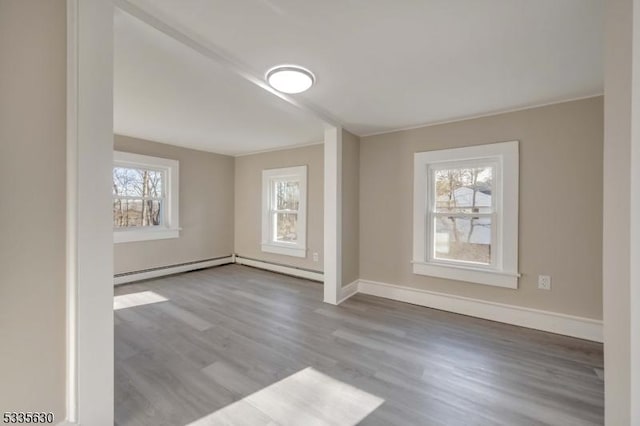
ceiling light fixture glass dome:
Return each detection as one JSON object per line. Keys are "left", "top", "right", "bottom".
{"left": 266, "top": 65, "right": 315, "bottom": 94}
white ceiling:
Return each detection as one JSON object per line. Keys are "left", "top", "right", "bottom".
{"left": 114, "top": 8, "right": 325, "bottom": 156}
{"left": 115, "top": 0, "right": 603, "bottom": 153}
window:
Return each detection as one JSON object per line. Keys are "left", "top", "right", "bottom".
{"left": 262, "top": 166, "right": 307, "bottom": 258}
{"left": 413, "top": 141, "right": 519, "bottom": 288}
{"left": 113, "top": 151, "right": 179, "bottom": 243}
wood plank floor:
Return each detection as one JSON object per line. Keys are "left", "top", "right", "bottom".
{"left": 114, "top": 264, "right": 604, "bottom": 426}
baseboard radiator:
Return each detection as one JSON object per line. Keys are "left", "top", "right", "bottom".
{"left": 114, "top": 254, "right": 323, "bottom": 285}
{"left": 114, "top": 255, "right": 235, "bottom": 285}
{"left": 234, "top": 255, "right": 324, "bottom": 282}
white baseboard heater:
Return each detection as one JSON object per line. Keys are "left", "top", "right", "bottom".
{"left": 234, "top": 255, "right": 324, "bottom": 282}
{"left": 114, "top": 254, "right": 324, "bottom": 285}
{"left": 113, "top": 255, "right": 235, "bottom": 285}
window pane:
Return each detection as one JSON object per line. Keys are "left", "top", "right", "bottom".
{"left": 434, "top": 216, "right": 491, "bottom": 265}
{"left": 274, "top": 181, "right": 300, "bottom": 210}
{"left": 113, "top": 167, "right": 163, "bottom": 198}
{"left": 113, "top": 199, "right": 162, "bottom": 228}
{"left": 275, "top": 212, "right": 298, "bottom": 242}
{"left": 145, "top": 170, "right": 163, "bottom": 198}
{"left": 434, "top": 166, "right": 493, "bottom": 213}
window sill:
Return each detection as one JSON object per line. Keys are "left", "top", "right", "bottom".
{"left": 114, "top": 228, "right": 180, "bottom": 244}
{"left": 261, "top": 243, "right": 306, "bottom": 258}
{"left": 412, "top": 261, "right": 519, "bottom": 289}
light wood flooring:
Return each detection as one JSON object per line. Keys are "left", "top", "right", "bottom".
{"left": 114, "top": 264, "right": 604, "bottom": 426}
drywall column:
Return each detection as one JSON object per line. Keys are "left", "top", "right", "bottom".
{"left": 324, "top": 127, "right": 342, "bottom": 304}
{"left": 341, "top": 130, "right": 360, "bottom": 289}
{"left": 603, "top": 0, "right": 640, "bottom": 424}
{"left": 67, "top": 0, "right": 114, "bottom": 424}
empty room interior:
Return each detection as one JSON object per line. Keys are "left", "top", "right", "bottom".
{"left": 2, "top": 1, "right": 640, "bottom": 425}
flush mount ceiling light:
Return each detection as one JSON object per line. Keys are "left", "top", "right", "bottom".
{"left": 266, "top": 65, "right": 315, "bottom": 94}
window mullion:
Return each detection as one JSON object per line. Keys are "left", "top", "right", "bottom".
{"left": 113, "top": 196, "right": 164, "bottom": 201}
{"left": 432, "top": 212, "right": 493, "bottom": 218}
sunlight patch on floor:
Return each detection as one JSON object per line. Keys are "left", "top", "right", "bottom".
{"left": 186, "top": 367, "right": 384, "bottom": 426}
{"left": 113, "top": 290, "right": 168, "bottom": 310}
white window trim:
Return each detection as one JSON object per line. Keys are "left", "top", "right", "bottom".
{"left": 113, "top": 151, "right": 180, "bottom": 243}
{"left": 261, "top": 165, "right": 308, "bottom": 258}
{"left": 412, "top": 141, "right": 519, "bottom": 289}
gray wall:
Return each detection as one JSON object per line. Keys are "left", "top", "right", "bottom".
{"left": 234, "top": 144, "right": 324, "bottom": 271}
{"left": 0, "top": 0, "right": 67, "bottom": 416}
{"left": 359, "top": 97, "right": 603, "bottom": 319}
{"left": 341, "top": 130, "right": 360, "bottom": 286}
{"left": 114, "top": 135, "right": 235, "bottom": 274}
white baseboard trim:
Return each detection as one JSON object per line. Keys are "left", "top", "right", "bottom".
{"left": 357, "top": 279, "right": 603, "bottom": 343}
{"left": 337, "top": 280, "right": 359, "bottom": 304}
{"left": 235, "top": 256, "right": 324, "bottom": 282}
{"left": 114, "top": 256, "right": 234, "bottom": 285}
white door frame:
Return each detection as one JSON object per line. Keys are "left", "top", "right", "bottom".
{"left": 65, "top": 1, "right": 114, "bottom": 424}
{"left": 112, "top": 0, "right": 344, "bottom": 307}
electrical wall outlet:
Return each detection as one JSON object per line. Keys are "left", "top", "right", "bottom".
{"left": 312, "top": 252, "right": 319, "bottom": 262}
{"left": 538, "top": 275, "right": 551, "bottom": 290}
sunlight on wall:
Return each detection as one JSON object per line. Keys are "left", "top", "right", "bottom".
{"left": 186, "top": 367, "right": 384, "bottom": 426}
{"left": 113, "top": 290, "right": 168, "bottom": 310}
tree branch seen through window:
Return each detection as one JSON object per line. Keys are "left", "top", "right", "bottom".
{"left": 113, "top": 167, "right": 164, "bottom": 228}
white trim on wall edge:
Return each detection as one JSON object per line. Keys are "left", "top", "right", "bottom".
{"left": 114, "top": 257, "right": 234, "bottom": 285}
{"left": 65, "top": 0, "right": 79, "bottom": 420}
{"left": 337, "top": 280, "right": 359, "bottom": 304}
{"left": 356, "top": 279, "right": 603, "bottom": 343}
{"left": 234, "top": 141, "right": 323, "bottom": 157}
{"left": 235, "top": 256, "right": 323, "bottom": 282}
{"left": 360, "top": 94, "right": 604, "bottom": 138}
